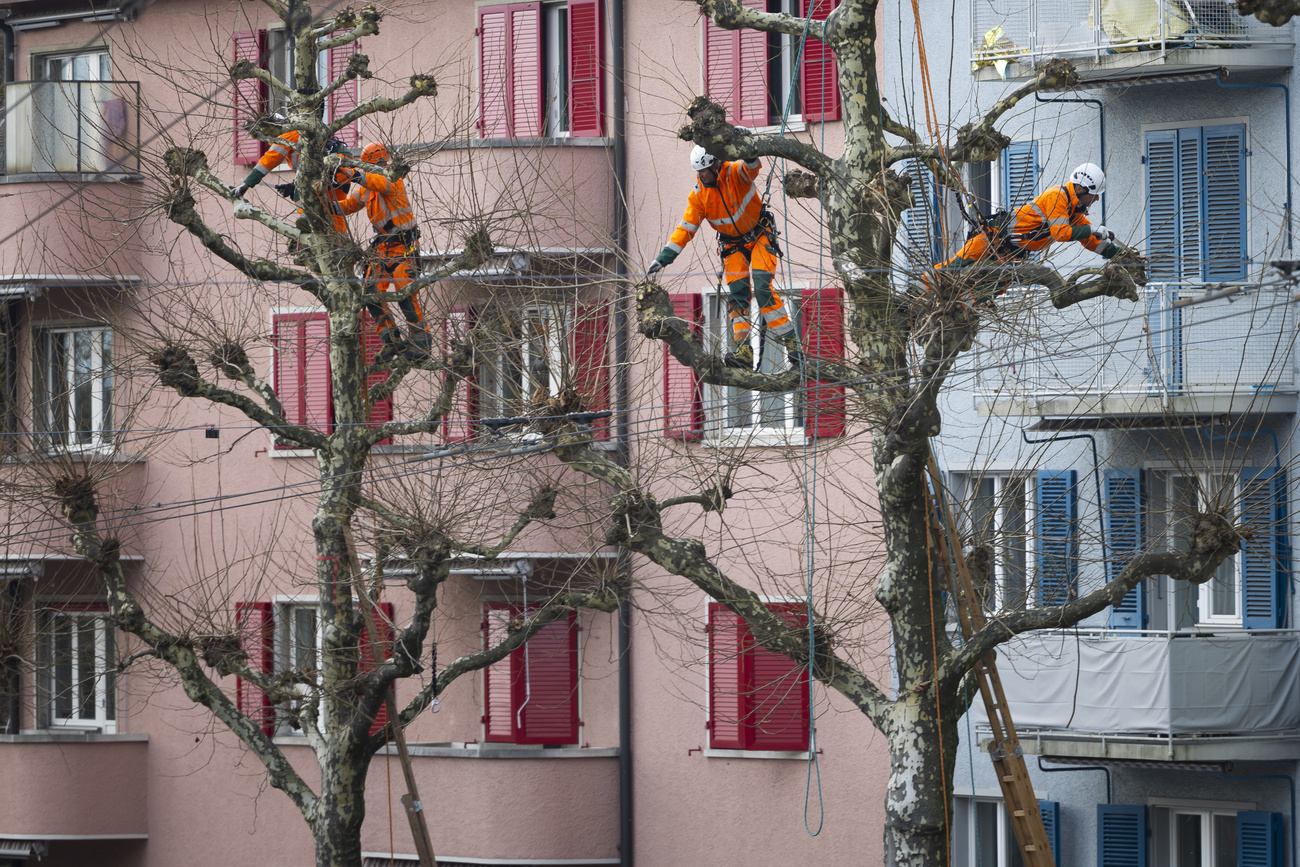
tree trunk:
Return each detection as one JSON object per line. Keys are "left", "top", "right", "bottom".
{"left": 883, "top": 696, "right": 961, "bottom": 866}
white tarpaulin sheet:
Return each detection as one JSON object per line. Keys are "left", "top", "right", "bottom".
{"left": 969, "top": 633, "right": 1300, "bottom": 735}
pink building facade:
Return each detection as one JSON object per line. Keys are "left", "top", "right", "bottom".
{"left": 0, "top": 1, "right": 890, "bottom": 865}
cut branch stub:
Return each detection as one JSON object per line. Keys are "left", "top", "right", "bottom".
{"left": 954, "top": 123, "right": 1011, "bottom": 163}
{"left": 784, "top": 169, "right": 820, "bottom": 199}
{"left": 677, "top": 95, "right": 727, "bottom": 144}
{"left": 164, "top": 147, "right": 209, "bottom": 178}
{"left": 524, "top": 488, "right": 559, "bottom": 521}
{"left": 1236, "top": 0, "right": 1300, "bottom": 24}
{"left": 462, "top": 228, "right": 494, "bottom": 269}
{"left": 1039, "top": 57, "right": 1080, "bottom": 89}
{"left": 409, "top": 73, "right": 437, "bottom": 97}
{"left": 347, "top": 53, "right": 373, "bottom": 81}
{"left": 211, "top": 343, "right": 252, "bottom": 379}
{"left": 151, "top": 344, "right": 203, "bottom": 397}
{"left": 230, "top": 59, "right": 258, "bottom": 81}
{"left": 53, "top": 473, "right": 99, "bottom": 522}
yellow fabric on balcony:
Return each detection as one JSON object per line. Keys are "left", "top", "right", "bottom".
{"left": 1095, "top": 0, "right": 1192, "bottom": 50}
{"left": 972, "top": 25, "right": 1024, "bottom": 77}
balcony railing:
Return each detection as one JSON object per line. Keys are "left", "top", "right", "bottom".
{"left": 972, "top": 0, "right": 1292, "bottom": 78}
{"left": 969, "top": 630, "right": 1300, "bottom": 757}
{"left": 973, "top": 281, "right": 1297, "bottom": 417}
{"left": 3, "top": 80, "right": 140, "bottom": 176}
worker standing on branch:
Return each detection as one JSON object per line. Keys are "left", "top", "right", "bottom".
{"left": 647, "top": 138, "right": 801, "bottom": 369}
{"left": 341, "top": 141, "right": 431, "bottom": 362}
{"left": 935, "top": 163, "right": 1125, "bottom": 302}
{"left": 228, "top": 114, "right": 353, "bottom": 233}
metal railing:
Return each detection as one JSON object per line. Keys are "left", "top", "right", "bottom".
{"left": 973, "top": 281, "right": 1298, "bottom": 402}
{"left": 972, "top": 0, "right": 1292, "bottom": 67}
{"left": 2, "top": 80, "right": 140, "bottom": 176}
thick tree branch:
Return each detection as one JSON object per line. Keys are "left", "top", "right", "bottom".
{"left": 949, "top": 59, "right": 1079, "bottom": 163}
{"left": 329, "top": 74, "right": 437, "bottom": 139}
{"left": 1236, "top": 0, "right": 1300, "bottom": 24}
{"left": 677, "top": 97, "right": 835, "bottom": 178}
{"left": 698, "top": 0, "right": 824, "bottom": 36}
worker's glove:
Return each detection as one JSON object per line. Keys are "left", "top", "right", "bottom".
{"left": 273, "top": 181, "right": 298, "bottom": 201}
{"left": 1092, "top": 224, "right": 1114, "bottom": 242}
{"left": 646, "top": 261, "right": 664, "bottom": 277}
{"left": 1100, "top": 241, "right": 1122, "bottom": 260}
{"left": 228, "top": 183, "right": 248, "bottom": 199}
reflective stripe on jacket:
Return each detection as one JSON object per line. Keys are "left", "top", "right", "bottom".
{"left": 1011, "top": 184, "right": 1102, "bottom": 254}
{"left": 666, "top": 159, "right": 763, "bottom": 253}
{"left": 342, "top": 171, "right": 416, "bottom": 233}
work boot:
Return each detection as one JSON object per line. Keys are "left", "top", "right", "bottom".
{"left": 374, "top": 327, "right": 402, "bottom": 363}
{"left": 723, "top": 342, "right": 754, "bottom": 370}
{"left": 780, "top": 332, "right": 803, "bottom": 369}
{"left": 401, "top": 328, "right": 433, "bottom": 363}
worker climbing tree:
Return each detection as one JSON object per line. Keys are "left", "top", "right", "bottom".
{"left": 341, "top": 141, "right": 432, "bottom": 363}
{"left": 228, "top": 113, "right": 354, "bottom": 234}
{"left": 648, "top": 135, "right": 802, "bottom": 369}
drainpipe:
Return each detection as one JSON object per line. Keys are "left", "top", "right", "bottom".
{"left": 1035, "top": 94, "right": 1105, "bottom": 223}
{"left": 610, "top": 0, "right": 632, "bottom": 864}
{"left": 1215, "top": 71, "right": 1292, "bottom": 254}
{"left": 1021, "top": 430, "right": 1108, "bottom": 566}
{"left": 1037, "top": 757, "right": 1111, "bottom": 804}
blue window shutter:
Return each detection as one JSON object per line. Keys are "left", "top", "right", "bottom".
{"left": 1203, "top": 123, "right": 1247, "bottom": 280}
{"left": 1241, "top": 467, "right": 1284, "bottom": 629}
{"left": 1145, "top": 130, "right": 1179, "bottom": 280}
{"left": 1037, "top": 470, "right": 1079, "bottom": 606}
{"left": 1237, "top": 811, "right": 1284, "bottom": 867}
{"left": 900, "top": 159, "right": 941, "bottom": 267}
{"left": 1105, "top": 469, "right": 1146, "bottom": 629}
{"left": 1039, "top": 800, "right": 1062, "bottom": 865}
{"left": 1176, "top": 126, "right": 1204, "bottom": 281}
{"left": 1097, "top": 804, "right": 1147, "bottom": 867}
{"left": 1002, "top": 140, "right": 1039, "bottom": 210}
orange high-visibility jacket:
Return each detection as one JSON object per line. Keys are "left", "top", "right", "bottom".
{"left": 1011, "top": 183, "right": 1103, "bottom": 254}
{"left": 666, "top": 159, "right": 764, "bottom": 255}
{"left": 342, "top": 171, "right": 416, "bottom": 235}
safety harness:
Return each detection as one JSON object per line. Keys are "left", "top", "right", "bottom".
{"left": 716, "top": 201, "right": 784, "bottom": 263}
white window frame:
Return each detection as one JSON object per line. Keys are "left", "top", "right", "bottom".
{"left": 1160, "top": 469, "right": 1242, "bottom": 627}
{"left": 37, "top": 49, "right": 110, "bottom": 82}
{"left": 476, "top": 302, "right": 568, "bottom": 425}
{"left": 760, "top": 0, "right": 806, "bottom": 132}
{"left": 39, "top": 606, "right": 117, "bottom": 733}
{"left": 542, "top": 2, "right": 570, "bottom": 137}
{"left": 274, "top": 596, "right": 324, "bottom": 736}
{"left": 1150, "top": 797, "right": 1257, "bottom": 867}
{"left": 702, "top": 287, "right": 804, "bottom": 446}
{"left": 953, "top": 795, "right": 1028, "bottom": 867}
{"left": 38, "top": 323, "right": 114, "bottom": 452}
{"left": 951, "top": 472, "right": 1033, "bottom": 613}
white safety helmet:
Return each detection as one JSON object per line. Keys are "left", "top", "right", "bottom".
{"left": 1070, "top": 163, "right": 1106, "bottom": 195}
{"left": 690, "top": 145, "right": 718, "bottom": 172}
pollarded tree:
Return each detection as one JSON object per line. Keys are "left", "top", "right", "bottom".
{"left": 553, "top": 1, "right": 1246, "bottom": 864}
{"left": 35, "top": 4, "right": 619, "bottom": 866}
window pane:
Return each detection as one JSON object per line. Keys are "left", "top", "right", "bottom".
{"left": 294, "top": 607, "right": 317, "bottom": 671}
{"left": 49, "top": 332, "right": 70, "bottom": 441}
{"left": 77, "top": 618, "right": 96, "bottom": 719}
{"left": 1002, "top": 479, "right": 1027, "bottom": 610}
{"left": 1213, "top": 814, "right": 1237, "bottom": 867}
{"left": 52, "top": 614, "right": 73, "bottom": 719}
{"left": 73, "top": 330, "right": 94, "bottom": 444}
{"left": 975, "top": 801, "right": 999, "bottom": 867}
{"left": 1177, "top": 813, "right": 1203, "bottom": 867}
{"left": 101, "top": 331, "right": 113, "bottom": 437}
{"left": 104, "top": 626, "right": 116, "bottom": 720}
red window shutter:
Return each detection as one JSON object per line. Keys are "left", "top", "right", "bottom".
{"left": 478, "top": 6, "right": 511, "bottom": 137}
{"left": 235, "top": 601, "right": 275, "bottom": 737}
{"left": 360, "top": 311, "right": 393, "bottom": 444}
{"left": 271, "top": 313, "right": 302, "bottom": 450}
{"left": 359, "top": 601, "right": 395, "bottom": 737}
{"left": 328, "top": 34, "right": 361, "bottom": 146}
{"left": 747, "top": 602, "right": 810, "bottom": 751}
{"left": 735, "top": 0, "right": 768, "bottom": 128}
{"left": 702, "top": 14, "right": 736, "bottom": 122}
{"left": 272, "top": 312, "right": 334, "bottom": 448}
{"left": 567, "top": 0, "right": 604, "bottom": 136}
{"left": 801, "top": 287, "right": 845, "bottom": 438}
{"left": 233, "top": 31, "right": 268, "bottom": 165}
{"left": 800, "top": 0, "right": 841, "bottom": 122}
{"left": 663, "top": 293, "right": 704, "bottom": 440}
{"left": 570, "top": 298, "right": 610, "bottom": 441}
{"left": 514, "top": 611, "right": 578, "bottom": 745}
{"left": 441, "top": 306, "right": 478, "bottom": 442}
{"left": 482, "top": 604, "right": 516, "bottom": 742}
{"left": 708, "top": 603, "right": 746, "bottom": 749}
{"left": 510, "top": 4, "right": 543, "bottom": 137}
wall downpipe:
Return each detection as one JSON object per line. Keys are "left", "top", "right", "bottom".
{"left": 610, "top": 0, "right": 632, "bottom": 864}
{"left": 1035, "top": 93, "right": 1105, "bottom": 223}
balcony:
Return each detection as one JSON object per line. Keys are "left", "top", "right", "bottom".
{"left": 0, "top": 733, "right": 148, "bottom": 836}
{"left": 974, "top": 282, "right": 1298, "bottom": 419}
{"left": 971, "top": 0, "right": 1293, "bottom": 82}
{"left": 3, "top": 80, "right": 140, "bottom": 178}
{"left": 970, "top": 630, "right": 1300, "bottom": 761}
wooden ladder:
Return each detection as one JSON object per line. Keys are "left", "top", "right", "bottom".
{"left": 924, "top": 452, "right": 1056, "bottom": 867}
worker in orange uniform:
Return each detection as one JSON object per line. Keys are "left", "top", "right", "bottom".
{"left": 935, "top": 163, "right": 1124, "bottom": 302}
{"left": 229, "top": 115, "right": 352, "bottom": 233}
{"left": 647, "top": 139, "right": 801, "bottom": 369}
{"left": 341, "top": 141, "right": 430, "bottom": 362}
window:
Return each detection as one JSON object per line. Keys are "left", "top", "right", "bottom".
{"left": 953, "top": 798, "right": 1059, "bottom": 867}
{"left": 707, "top": 601, "right": 809, "bottom": 752}
{"left": 663, "top": 288, "right": 844, "bottom": 442}
{"left": 36, "top": 605, "right": 117, "bottom": 732}
{"left": 702, "top": 0, "right": 841, "bottom": 128}
{"left": 439, "top": 298, "right": 610, "bottom": 443}
{"left": 1145, "top": 123, "right": 1247, "bottom": 281}
{"left": 1000, "top": 140, "right": 1040, "bottom": 210}
{"left": 270, "top": 311, "right": 393, "bottom": 449}
{"left": 236, "top": 599, "right": 393, "bottom": 737}
{"left": 477, "top": 0, "right": 604, "bottom": 139}
{"left": 482, "top": 604, "right": 579, "bottom": 745}
{"left": 232, "top": 28, "right": 360, "bottom": 164}
{"left": 33, "top": 325, "right": 114, "bottom": 451}
{"left": 1139, "top": 802, "right": 1286, "bottom": 867}
{"left": 38, "top": 50, "right": 110, "bottom": 81}
{"left": 957, "top": 474, "right": 1029, "bottom": 614}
